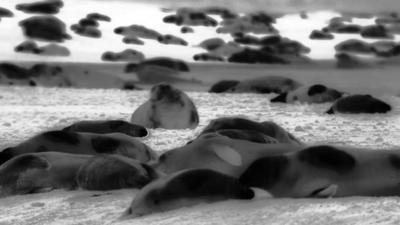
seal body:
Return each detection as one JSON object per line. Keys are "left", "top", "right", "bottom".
{"left": 240, "top": 145, "right": 400, "bottom": 198}
{"left": 326, "top": 94, "right": 392, "bottom": 114}
{"left": 271, "top": 84, "right": 343, "bottom": 104}
{"left": 199, "top": 117, "right": 302, "bottom": 145}
{"left": 131, "top": 83, "right": 199, "bottom": 129}
{"left": 122, "top": 169, "right": 254, "bottom": 218}
{"left": 62, "top": 120, "right": 148, "bottom": 137}
{"left": 153, "top": 134, "right": 301, "bottom": 177}
{"left": 0, "top": 131, "right": 157, "bottom": 165}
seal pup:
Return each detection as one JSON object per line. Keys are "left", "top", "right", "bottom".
{"left": 153, "top": 133, "right": 301, "bottom": 177}
{"left": 199, "top": 117, "right": 302, "bottom": 145}
{"left": 240, "top": 145, "right": 400, "bottom": 198}
{"left": 326, "top": 94, "right": 392, "bottom": 114}
{"left": 62, "top": 120, "right": 148, "bottom": 137}
{"left": 122, "top": 169, "right": 254, "bottom": 218}
{"left": 0, "top": 131, "right": 157, "bottom": 165}
{"left": 271, "top": 84, "right": 343, "bottom": 104}
{"left": 131, "top": 83, "right": 199, "bottom": 129}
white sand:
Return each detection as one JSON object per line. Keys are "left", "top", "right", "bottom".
{"left": 1, "top": 86, "right": 400, "bottom": 224}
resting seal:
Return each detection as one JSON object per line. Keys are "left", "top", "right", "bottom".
{"left": 198, "top": 117, "right": 303, "bottom": 145}
{"left": 0, "top": 152, "right": 160, "bottom": 197}
{"left": 0, "top": 131, "right": 157, "bottom": 165}
{"left": 122, "top": 169, "right": 254, "bottom": 218}
{"left": 271, "top": 84, "right": 343, "bottom": 104}
{"left": 76, "top": 154, "right": 160, "bottom": 190}
{"left": 0, "top": 152, "right": 88, "bottom": 197}
{"left": 240, "top": 145, "right": 400, "bottom": 198}
{"left": 153, "top": 133, "right": 301, "bottom": 177}
{"left": 326, "top": 94, "right": 391, "bottom": 114}
{"left": 131, "top": 83, "right": 199, "bottom": 129}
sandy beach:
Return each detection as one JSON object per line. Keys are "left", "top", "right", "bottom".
{"left": 1, "top": 84, "right": 400, "bottom": 224}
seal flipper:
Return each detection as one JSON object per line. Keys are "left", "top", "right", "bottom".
{"left": 309, "top": 184, "right": 338, "bottom": 198}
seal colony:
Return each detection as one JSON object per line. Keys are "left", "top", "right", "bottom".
{"left": 4, "top": 2, "right": 400, "bottom": 90}
{"left": 0, "top": 81, "right": 398, "bottom": 220}
{"left": 0, "top": 2, "right": 399, "bottom": 222}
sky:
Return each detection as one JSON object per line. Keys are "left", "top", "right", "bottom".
{"left": 0, "top": 0, "right": 398, "bottom": 63}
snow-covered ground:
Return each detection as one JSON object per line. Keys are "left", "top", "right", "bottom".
{"left": 1, "top": 86, "right": 400, "bottom": 224}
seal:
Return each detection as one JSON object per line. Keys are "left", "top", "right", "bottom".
{"left": 0, "top": 152, "right": 89, "bottom": 197}
{"left": 208, "top": 80, "right": 239, "bottom": 93}
{"left": 124, "top": 57, "right": 193, "bottom": 84}
{"left": 326, "top": 94, "right": 392, "bottom": 114}
{"left": 271, "top": 84, "right": 343, "bottom": 104}
{"left": 240, "top": 145, "right": 400, "bottom": 198}
{"left": 76, "top": 154, "right": 161, "bottom": 191}
{"left": 121, "top": 168, "right": 254, "bottom": 218}
{"left": 0, "top": 130, "right": 157, "bottom": 165}
{"left": 199, "top": 117, "right": 303, "bottom": 145}
{"left": 131, "top": 83, "right": 199, "bottom": 129}
{"left": 62, "top": 120, "right": 149, "bottom": 138}
{"left": 153, "top": 133, "right": 301, "bottom": 177}
{"left": 227, "top": 76, "right": 302, "bottom": 94}
{"left": 0, "top": 152, "right": 160, "bottom": 197}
